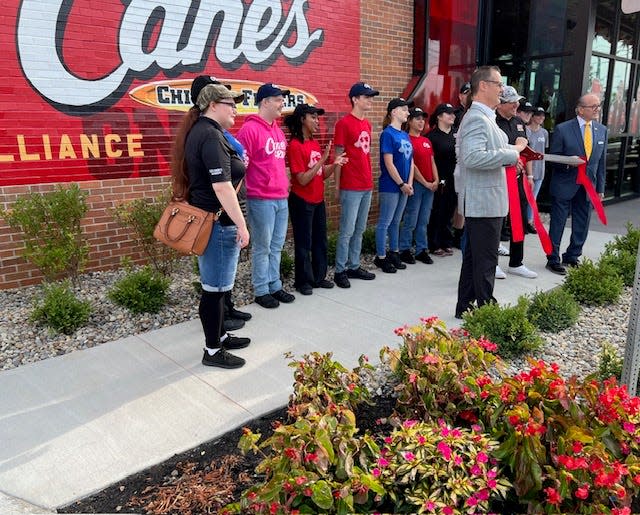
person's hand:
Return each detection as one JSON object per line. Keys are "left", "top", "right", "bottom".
{"left": 516, "top": 160, "right": 525, "bottom": 174}
{"left": 237, "top": 226, "right": 250, "bottom": 248}
{"left": 333, "top": 152, "right": 348, "bottom": 167}
{"left": 514, "top": 137, "right": 528, "bottom": 152}
{"left": 527, "top": 175, "right": 534, "bottom": 187}
{"left": 322, "top": 141, "right": 332, "bottom": 163}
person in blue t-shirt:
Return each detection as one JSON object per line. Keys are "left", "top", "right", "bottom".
{"left": 374, "top": 98, "right": 414, "bottom": 273}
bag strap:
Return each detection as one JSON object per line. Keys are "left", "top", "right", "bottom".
{"left": 215, "top": 179, "right": 244, "bottom": 218}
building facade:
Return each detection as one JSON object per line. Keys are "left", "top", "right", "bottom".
{"left": 1, "top": 0, "right": 637, "bottom": 288}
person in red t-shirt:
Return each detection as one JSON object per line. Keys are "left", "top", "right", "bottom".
{"left": 398, "top": 107, "right": 439, "bottom": 264}
{"left": 284, "top": 104, "right": 347, "bottom": 295}
{"left": 332, "top": 82, "right": 380, "bottom": 289}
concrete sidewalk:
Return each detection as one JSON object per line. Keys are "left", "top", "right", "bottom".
{"left": 0, "top": 198, "right": 637, "bottom": 513}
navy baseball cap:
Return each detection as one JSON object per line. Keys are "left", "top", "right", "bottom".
{"left": 349, "top": 82, "right": 380, "bottom": 98}
{"left": 386, "top": 97, "right": 412, "bottom": 113}
{"left": 292, "top": 103, "right": 325, "bottom": 117}
{"left": 408, "top": 107, "right": 427, "bottom": 119}
{"left": 256, "top": 83, "right": 290, "bottom": 103}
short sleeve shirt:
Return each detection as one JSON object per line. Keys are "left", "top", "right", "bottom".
{"left": 410, "top": 134, "right": 435, "bottom": 182}
{"left": 334, "top": 114, "right": 374, "bottom": 190}
{"left": 379, "top": 126, "right": 413, "bottom": 193}
{"left": 288, "top": 138, "right": 325, "bottom": 204}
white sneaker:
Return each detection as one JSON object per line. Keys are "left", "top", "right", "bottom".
{"left": 498, "top": 244, "right": 510, "bottom": 256}
{"left": 495, "top": 265, "right": 506, "bottom": 279}
{"left": 508, "top": 264, "right": 538, "bottom": 278}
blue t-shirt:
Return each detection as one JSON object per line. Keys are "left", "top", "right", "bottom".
{"left": 379, "top": 126, "right": 413, "bottom": 192}
{"left": 224, "top": 130, "right": 247, "bottom": 166}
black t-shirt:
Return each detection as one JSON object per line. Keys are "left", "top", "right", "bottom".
{"left": 495, "top": 113, "right": 527, "bottom": 145}
{"left": 185, "top": 116, "right": 245, "bottom": 225}
{"left": 426, "top": 127, "right": 456, "bottom": 182}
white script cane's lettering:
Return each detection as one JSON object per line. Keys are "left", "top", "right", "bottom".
{"left": 17, "top": 0, "right": 324, "bottom": 109}
{"left": 265, "top": 138, "right": 286, "bottom": 159}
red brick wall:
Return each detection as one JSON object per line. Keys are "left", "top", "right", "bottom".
{"left": 0, "top": 0, "right": 414, "bottom": 289}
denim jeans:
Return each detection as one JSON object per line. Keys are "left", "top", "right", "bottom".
{"left": 375, "top": 191, "right": 408, "bottom": 256}
{"left": 527, "top": 178, "right": 543, "bottom": 222}
{"left": 399, "top": 183, "right": 434, "bottom": 253}
{"left": 247, "top": 198, "right": 289, "bottom": 296}
{"left": 335, "top": 190, "right": 372, "bottom": 273}
{"left": 198, "top": 223, "right": 240, "bottom": 292}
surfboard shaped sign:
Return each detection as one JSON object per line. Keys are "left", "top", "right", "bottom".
{"left": 128, "top": 78, "right": 318, "bottom": 114}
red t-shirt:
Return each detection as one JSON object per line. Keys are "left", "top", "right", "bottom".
{"left": 287, "top": 138, "right": 325, "bottom": 204}
{"left": 410, "top": 134, "right": 434, "bottom": 182}
{"left": 334, "top": 114, "right": 373, "bottom": 191}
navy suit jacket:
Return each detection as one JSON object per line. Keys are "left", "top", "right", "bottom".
{"left": 548, "top": 117, "right": 607, "bottom": 200}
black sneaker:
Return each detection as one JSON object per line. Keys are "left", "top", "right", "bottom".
{"left": 334, "top": 271, "right": 351, "bottom": 288}
{"left": 255, "top": 293, "right": 279, "bottom": 308}
{"left": 202, "top": 348, "right": 245, "bottom": 368}
{"left": 221, "top": 334, "right": 251, "bottom": 349}
{"left": 346, "top": 267, "right": 376, "bottom": 280}
{"left": 374, "top": 256, "right": 397, "bottom": 273}
{"left": 399, "top": 249, "right": 416, "bottom": 264}
{"left": 313, "top": 279, "right": 335, "bottom": 289}
{"left": 526, "top": 223, "right": 537, "bottom": 234}
{"left": 223, "top": 318, "right": 245, "bottom": 332}
{"left": 389, "top": 251, "right": 407, "bottom": 270}
{"left": 415, "top": 250, "right": 434, "bottom": 264}
{"left": 228, "top": 306, "right": 252, "bottom": 321}
{"left": 296, "top": 284, "right": 313, "bottom": 295}
{"left": 272, "top": 289, "right": 295, "bottom": 303}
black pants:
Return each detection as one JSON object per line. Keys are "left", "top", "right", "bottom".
{"left": 288, "top": 192, "right": 328, "bottom": 288}
{"left": 508, "top": 176, "right": 529, "bottom": 268}
{"left": 456, "top": 216, "right": 502, "bottom": 317}
{"left": 428, "top": 184, "right": 457, "bottom": 251}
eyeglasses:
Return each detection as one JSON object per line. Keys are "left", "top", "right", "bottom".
{"left": 483, "top": 80, "right": 505, "bottom": 88}
{"left": 218, "top": 101, "right": 238, "bottom": 109}
{"left": 580, "top": 104, "right": 601, "bottom": 110}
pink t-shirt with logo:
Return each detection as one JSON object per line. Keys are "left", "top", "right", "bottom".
{"left": 237, "top": 114, "right": 289, "bottom": 199}
{"left": 288, "top": 138, "right": 325, "bottom": 204}
{"left": 334, "top": 113, "right": 373, "bottom": 191}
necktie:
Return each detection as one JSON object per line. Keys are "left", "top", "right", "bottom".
{"left": 584, "top": 121, "right": 592, "bottom": 160}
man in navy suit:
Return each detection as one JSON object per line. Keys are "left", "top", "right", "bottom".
{"left": 546, "top": 93, "right": 607, "bottom": 275}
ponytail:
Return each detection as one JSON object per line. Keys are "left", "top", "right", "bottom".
{"left": 170, "top": 106, "right": 200, "bottom": 200}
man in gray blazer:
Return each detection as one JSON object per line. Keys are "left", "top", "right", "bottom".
{"left": 455, "top": 66, "right": 528, "bottom": 318}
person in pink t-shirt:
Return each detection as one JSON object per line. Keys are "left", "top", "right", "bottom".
{"left": 284, "top": 104, "right": 347, "bottom": 295}
{"left": 237, "top": 83, "right": 295, "bottom": 309}
{"left": 332, "top": 82, "right": 380, "bottom": 289}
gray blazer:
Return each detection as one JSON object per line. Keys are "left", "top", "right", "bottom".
{"left": 455, "top": 102, "right": 520, "bottom": 217}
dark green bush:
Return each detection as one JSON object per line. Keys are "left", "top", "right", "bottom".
{"left": 1, "top": 184, "right": 88, "bottom": 283}
{"left": 527, "top": 287, "right": 580, "bottom": 332}
{"left": 31, "top": 281, "right": 91, "bottom": 334}
{"left": 280, "top": 249, "right": 294, "bottom": 278}
{"left": 462, "top": 297, "right": 542, "bottom": 358}
{"left": 108, "top": 267, "right": 171, "bottom": 313}
{"left": 361, "top": 226, "right": 376, "bottom": 255}
{"left": 597, "top": 222, "right": 639, "bottom": 287}
{"left": 327, "top": 231, "right": 338, "bottom": 266}
{"left": 113, "top": 191, "right": 178, "bottom": 276}
{"left": 563, "top": 258, "right": 623, "bottom": 306}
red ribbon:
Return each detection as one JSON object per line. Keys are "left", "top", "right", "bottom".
{"left": 505, "top": 165, "right": 524, "bottom": 242}
{"left": 576, "top": 158, "right": 607, "bottom": 225}
{"left": 521, "top": 169, "right": 552, "bottom": 255}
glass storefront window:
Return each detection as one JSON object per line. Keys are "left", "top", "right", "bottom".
{"left": 588, "top": 55, "right": 610, "bottom": 106}
{"left": 607, "top": 61, "right": 631, "bottom": 134}
{"left": 616, "top": 12, "right": 637, "bottom": 58}
{"left": 624, "top": 137, "right": 640, "bottom": 194}
{"left": 605, "top": 136, "right": 622, "bottom": 197}
{"left": 593, "top": 0, "right": 615, "bottom": 54}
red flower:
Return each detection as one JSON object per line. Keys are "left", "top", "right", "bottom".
{"left": 572, "top": 441, "right": 583, "bottom": 454}
{"left": 543, "top": 486, "right": 561, "bottom": 505}
{"left": 508, "top": 415, "right": 520, "bottom": 426}
{"left": 574, "top": 484, "right": 589, "bottom": 499}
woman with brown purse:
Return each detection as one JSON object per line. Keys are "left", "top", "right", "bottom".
{"left": 171, "top": 76, "right": 250, "bottom": 369}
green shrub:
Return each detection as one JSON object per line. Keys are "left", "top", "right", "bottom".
{"left": 462, "top": 297, "right": 542, "bottom": 358}
{"left": 605, "top": 221, "right": 640, "bottom": 255}
{"left": 599, "top": 250, "right": 636, "bottom": 287}
{"left": 597, "top": 341, "right": 623, "bottom": 381}
{"left": 327, "top": 231, "right": 338, "bottom": 266}
{"left": 280, "top": 249, "right": 294, "bottom": 278}
{"left": 113, "top": 191, "right": 178, "bottom": 276}
{"left": 361, "top": 226, "right": 376, "bottom": 255}
{"left": 108, "top": 266, "right": 170, "bottom": 313}
{"left": 31, "top": 281, "right": 91, "bottom": 334}
{"left": 563, "top": 258, "right": 623, "bottom": 305}
{"left": 1, "top": 184, "right": 88, "bottom": 283}
{"left": 527, "top": 287, "right": 580, "bottom": 332}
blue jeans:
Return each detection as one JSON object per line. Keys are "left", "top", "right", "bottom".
{"left": 527, "top": 178, "right": 543, "bottom": 222}
{"left": 247, "top": 198, "right": 289, "bottom": 296}
{"left": 375, "top": 191, "right": 408, "bottom": 256}
{"left": 335, "top": 190, "right": 372, "bottom": 273}
{"left": 198, "top": 223, "right": 240, "bottom": 292}
{"left": 399, "top": 183, "right": 434, "bottom": 253}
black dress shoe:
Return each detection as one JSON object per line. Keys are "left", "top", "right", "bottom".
{"left": 223, "top": 318, "right": 245, "bottom": 332}
{"left": 255, "top": 294, "right": 279, "bottom": 308}
{"left": 526, "top": 223, "right": 537, "bottom": 234}
{"left": 272, "top": 289, "right": 295, "bottom": 303}
{"left": 296, "top": 284, "right": 313, "bottom": 295}
{"left": 313, "top": 279, "right": 335, "bottom": 288}
{"left": 545, "top": 262, "right": 567, "bottom": 275}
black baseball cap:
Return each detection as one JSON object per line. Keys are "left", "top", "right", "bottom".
{"left": 533, "top": 106, "right": 547, "bottom": 115}
{"left": 387, "top": 97, "right": 412, "bottom": 113}
{"left": 518, "top": 100, "right": 535, "bottom": 112}
{"left": 291, "top": 103, "right": 326, "bottom": 117}
{"left": 460, "top": 82, "right": 471, "bottom": 94}
{"left": 429, "top": 103, "right": 455, "bottom": 126}
{"left": 349, "top": 82, "right": 380, "bottom": 98}
{"left": 256, "top": 83, "right": 291, "bottom": 103}
{"left": 408, "top": 107, "right": 427, "bottom": 119}
{"left": 190, "top": 75, "right": 244, "bottom": 105}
